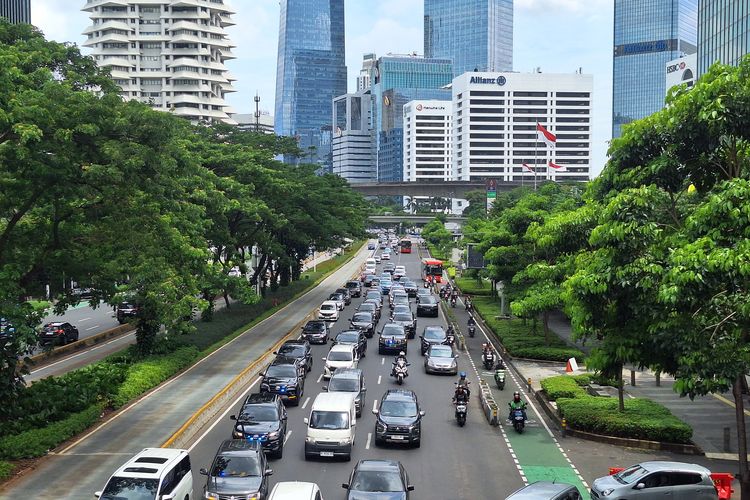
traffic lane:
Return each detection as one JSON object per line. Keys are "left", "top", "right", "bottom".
{"left": 0, "top": 245, "right": 372, "bottom": 499}
{"left": 41, "top": 301, "right": 119, "bottom": 342}
{"left": 188, "top": 249, "right": 523, "bottom": 499}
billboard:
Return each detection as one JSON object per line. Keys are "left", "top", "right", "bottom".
{"left": 466, "top": 244, "right": 486, "bottom": 269}
{"left": 665, "top": 54, "right": 696, "bottom": 95}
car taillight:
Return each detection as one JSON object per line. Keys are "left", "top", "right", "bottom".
{"left": 56, "top": 329, "right": 64, "bottom": 335}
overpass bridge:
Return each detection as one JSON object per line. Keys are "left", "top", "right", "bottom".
{"left": 351, "top": 180, "right": 522, "bottom": 198}
{"left": 368, "top": 214, "right": 467, "bottom": 225}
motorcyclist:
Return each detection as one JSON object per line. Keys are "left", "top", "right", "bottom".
{"left": 467, "top": 316, "right": 476, "bottom": 327}
{"left": 508, "top": 391, "right": 528, "bottom": 422}
{"left": 465, "top": 296, "right": 473, "bottom": 312}
{"left": 495, "top": 358, "right": 506, "bottom": 370}
{"left": 391, "top": 351, "right": 409, "bottom": 377}
{"left": 454, "top": 371, "right": 471, "bottom": 400}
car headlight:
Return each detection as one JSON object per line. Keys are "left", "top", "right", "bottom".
{"left": 232, "top": 429, "right": 243, "bottom": 438}
{"left": 267, "top": 430, "right": 280, "bottom": 439}
{"left": 244, "top": 493, "right": 259, "bottom": 500}
{"left": 376, "top": 422, "right": 386, "bottom": 432}
{"left": 601, "top": 489, "right": 614, "bottom": 496}
{"left": 339, "top": 438, "right": 351, "bottom": 445}
{"left": 427, "top": 359, "right": 436, "bottom": 366}
{"left": 205, "top": 493, "right": 219, "bottom": 500}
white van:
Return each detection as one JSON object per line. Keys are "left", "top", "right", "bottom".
{"left": 268, "top": 481, "right": 324, "bottom": 500}
{"left": 304, "top": 392, "right": 357, "bottom": 461}
{"left": 322, "top": 344, "right": 358, "bottom": 379}
{"left": 365, "top": 258, "right": 377, "bottom": 268}
{"left": 95, "top": 448, "right": 193, "bottom": 500}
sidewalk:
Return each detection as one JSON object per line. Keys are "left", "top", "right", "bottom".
{"left": 546, "top": 310, "right": 750, "bottom": 460}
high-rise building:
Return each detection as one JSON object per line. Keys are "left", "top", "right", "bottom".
{"left": 275, "top": 0, "right": 347, "bottom": 168}
{"left": 357, "top": 53, "right": 376, "bottom": 91}
{"left": 698, "top": 1, "right": 750, "bottom": 76}
{"left": 424, "top": 0, "right": 512, "bottom": 76}
{"left": 452, "top": 71, "right": 592, "bottom": 184}
{"left": 0, "top": 0, "right": 30, "bottom": 23}
{"left": 82, "top": 0, "right": 237, "bottom": 124}
{"left": 332, "top": 89, "right": 374, "bottom": 183}
{"left": 612, "top": 0, "right": 697, "bottom": 138}
{"left": 233, "top": 112, "right": 275, "bottom": 134}
{"left": 370, "top": 54, "right": 453, "bottom": 182}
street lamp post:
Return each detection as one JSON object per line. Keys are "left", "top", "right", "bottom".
{"left": 496, "top": 281, "right": 506, "bottom": 317}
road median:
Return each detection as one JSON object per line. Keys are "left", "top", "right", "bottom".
{"left": 28, "top": 323, "right": 134, "bottom": 368}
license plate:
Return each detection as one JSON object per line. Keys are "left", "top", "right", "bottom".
{"left": 390, "top": 435, "right": 406, "bottom": 440}
{"left": 320, "top": 451, "right": 334, "bottom": 457}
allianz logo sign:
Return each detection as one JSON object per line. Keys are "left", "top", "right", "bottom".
{"left": 470, "top": 76, "right": 507, "bottom": 86}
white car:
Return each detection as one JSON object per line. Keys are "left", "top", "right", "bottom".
{"left": 381, "top": 252, "right": 391, "bottom": 260}
{"left": 374, "top": 255, "right": 382, "bottom": 264}
{"left": 268, "top": 481, "right": 324, "bottom": 500}
{"left": 328, "top": 293, "right": 345, "bottom": 311}
{"left": 318, "top": 301, "right": 339, "bottom": 322}
{"left": 228, "top": 267, "right": 242, "bottom": 277}
{"left": 322, "top": 344, "right": 359, "bottom": 379}
{"left": 393, "top": 265, "right": 406, "bottom": 280}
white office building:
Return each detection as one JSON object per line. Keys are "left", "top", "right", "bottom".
{"left": 82, "top": 0, "right": 237, "bottom": 124}
{"left": 357, "top": 53, "right": 376, "bottom": 91}
{"left": 332, "top": 89, "right": 375, "bottom": 183}
{"left": 233, "top": 112, "right": 274, "bottom": 134}
{"left": 452, "top": 71, "right": 592, "bottom": 183}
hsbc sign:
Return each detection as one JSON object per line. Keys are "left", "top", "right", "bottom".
{"left": 666, "top": 61, "right": 686, "bottom": 74}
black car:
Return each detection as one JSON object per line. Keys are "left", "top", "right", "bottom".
{"left": 38, "top": 322, "right": 79, "bottom": 346}
{"left": 200, "top": 440, "right": 273, "bottom": 499}
{"left": 345, "top": 280, "right": 363, "bottom": 298}
{"left": 358, "top": 302, "right": 380, "bottom": 323}
{"left": 333, "top": 330, "right": 368, "bottom": 357}
{"left": 349, "top": 312, "right": 375, "bottom": 337}
{"left": 402, "top": 281, "right": 418, "bottom": 297}
{"left": 275, "top": 339, "right": 313, "bottom": 374}
{"left": 259, "top": 357, "right": 305, "bottom": 406}
{"left": 415, "top": 288, "right": 432, "bottom": 304}
{"left": 301, "top": 320, "right": 329, "bottom": 344}
{"left": 390, "top": 294, "right": 410, "bottom": 311}
{"left": 364, "top": 290, "right": 383, "bottom": 306}
{"left": 383, "top": 263, "right": 396, "bottom": 274}
{"left": 335, "top": 287, "right": 352, "bottom": 305}
{"left": 373, "top": 389, "right": 425, "bottom": 447}
{"left": 115, "top": 301, "right": 139, "bottom": 324}
{"left": 378, "top": 323, "right": 407, "bottom": 355}
{"left": 231, "top": 393, "right": 287, "bottom": 458}
{"left": 364, "top": 274, "right": 378, "bottom": 287}
{"left": 342, "top": 460, "right": 414, "bottom": 499}
{"left": 416, "top": 295, "right": 439, "bottom": 317}
{"left": 391, "top": 311, "right": 416, "bottom": 339}
{"left": 420, "top": 325, "right": 448, "bottom": 355}
{"left": 325, "top": 368, "right": 367, "bottom": 417}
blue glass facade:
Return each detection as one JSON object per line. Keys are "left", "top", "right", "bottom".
{"left": 0, "top": 0, "right": 30, "bottom": 24}
{"left": 275, "top": 0, "right": 347, "bottom": 166}
{"left": 370, "top": 56, "right": 453, "bottom": 182}
{"left": 698, "top": 0, "right": 750, "bottom": 76}
{"left": 424, "top": 0, "right": 513, "bottom": 76}
{"left": 612, "top": 0, "right": 697, "bottom": 138}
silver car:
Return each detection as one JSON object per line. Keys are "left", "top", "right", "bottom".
{"left": 424, "top": 344, "right": 458, "bottom": 375}
{"left": 590, "top": 461, "right": 717, "bottom": 500}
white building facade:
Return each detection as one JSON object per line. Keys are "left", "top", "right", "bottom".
{"left": 332, "top": 89, "right": 375, "bottom": 184}
{"left": 82, "top": 0, "right": 237, "bottom": 124}
{"left": 452, "top": 72, "right": 592, "bottom": 183}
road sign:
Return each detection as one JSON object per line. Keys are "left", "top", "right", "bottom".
{"left": 485, "top": 178, "right": 497, "bottom": 211}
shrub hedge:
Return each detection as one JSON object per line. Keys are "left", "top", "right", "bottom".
{"left": 0, "top": 460, "right": 12, "bottom": 481}
{"left": 540, "top": 375, "right": 588, "bottom": 400}
{"left": 455, "top": 277, "right": 493, "bottom": 296}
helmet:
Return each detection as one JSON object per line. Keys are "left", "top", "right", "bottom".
{"left": 513, "top": 391, "right": 521, "bottom": 401}
{"left": 459, "top": 371, "right": 466, "bottom": 379}
{"left": 399, "top": 351, "right": 405, "bottom": 357}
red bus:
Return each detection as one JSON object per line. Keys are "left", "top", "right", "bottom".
{"left": 422, "top": 258, "right": 443, "bottom": 283}
{"left": 399, "top": 239, "right": 412, "bottom": 254}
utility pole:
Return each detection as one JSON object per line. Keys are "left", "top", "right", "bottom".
{"left": 254, "top": 93, "right": 261, "bottom": 132}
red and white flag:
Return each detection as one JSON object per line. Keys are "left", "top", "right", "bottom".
{"left": 548, "top": 160, "right": 566, "bottom": 171}
{"left": 522, "top": 163, "right": 535, "bottom": 173}
{"left": 536, "top": 122, "right": 556, "bottom": 148}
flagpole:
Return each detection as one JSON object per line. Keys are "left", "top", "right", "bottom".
{"left": 534, "top": 133, "right": 538, "bottom": 191}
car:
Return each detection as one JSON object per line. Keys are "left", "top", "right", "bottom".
{"left": 365, "top": 265, "right": 377, "bottom": 276}
{"left": 335, "top": 287, "right": 352, "bottom": 305}
{"left": 0, "top": 318, "right": 16, "bottom": 344}
{"left": 71, "top": 287, "right": 95, "bottom": 300}
{"left": 115, "top": 301, "right": 139, "bottom": 324}
{"left": 200, "top": 440, "right": 273, "bottom": 500}
{"left": 390, "top": 311, "right": 416, "bottom": 339}
{"left": 230, "top": 393, "right": 287, "bottom": 459}
{"left": 325, "top": 368, "right": 367, "bottom": 417}
{"left": 383, "top": 263, "right": 395, "bottom": 274}
{"left": 505, "top": 481, "right": 582, "bottom": 499}
{"left": 268, "top": 481, "right": 323, "bottom": 500}
{"left": 322, "top": 344, "right": 359, "bottom": 379}
{"left": 424, "top": 344, "right": 458, "bottom": 375}
{"left": 378, "top": 323, "right": 407, "bottom": 354}
{"left": 38, "top": 321, "right": 79, "bottom": 346}
{"left": 416, "top": 295, "right": 439, "bottom": 317}
{"left": 392, "top": 304, "right": 412, "bottom": 317}
{"left": 390, "top": 294, "right": 410, "bottom": 311}
{"left": 373, "top": 389, "right": 425, "bottom": 447}
{"left": 415, "top": 288, "right": 432, "bottom": 303}
{"left": 301, "top": 320, "right": 329, "bottom": 344}
{"left": 357, "top": 302, "right": 380, "bottom": 323}
{"left": 259, "top": 357, "right": 305, "bottom": 405}
{"left": 380, "top": 279, "right": 393, "bottom": 295}
{"left": 345, "top": 280, "right": 362, "bottom": 298}
{"left": 590, "top": 461, "right": 718, "bottom": 500}
{"left": 328, "top": 292, "right": 346, "bottom": 311}
{"left": 349, "top": 311, "right": 375, "bottom": 338}
{"left": 368, "top": 242, "right": 376, "bottom": 250}
{"left": 420, "top": 325, "right": 448, "bottom": 355}
{"left": 380, "top": 242, "right": 387, "bottom": 249}
{"left": 381, "top": 252, "right": 391, "bottom": 260}
{"left": 374, "top": 255, "right": 382, "bottom": 264}
{"left": 402, "top": 280, "right": 418, "bottom": 297}
{"left": 304, "top": 392, "right": 357, "bottom": 461}
{"left": 363, "top": 274, "right": 377, "bottom": 287}
{"left": 342, "top": 460, "right": 414, "bottom": 499}
{"left": 95, "top": 448, "right": 193, "bottom": 500}
{"left": 333, "top": 330, "right": 368, "bottom": 357}
{"left": 228, "top": 266, "right": 243, "bottom": 277}
{"left": 393, "top": 266, "right": 406, "bottom": 281}
{"left": 275, "top": 339, "right": 313, "bottom": 374}
{"left": 364, "top": 290, "right": 383, "bottom": 306}
{"left": 318, "top": 301, "right": 339, "bottom": 321}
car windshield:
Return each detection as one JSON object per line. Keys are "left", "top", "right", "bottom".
{"left": 336, "top": 333, "right": 359, "bottom": 343}
{"left": 330, "top": 294, "right": 343, "bottom": 300}
{"left": 328, "top": 351, "right": 353, "bottom": 362}
{"left": 394, "top": 314, "right": 412, "bottom": 322}
{"left": 309, "top": 410, "right": 349, "bottom": 429}
{"left": 278, "top": 345, "right": 305, "bottom": 357}
{"left": 352, "top": 314, "right": 371, "bottom": 322}
{"left": 238, "top": 406, "right": 278, "bottom": 422}
{"left": 380, "top": 400, "right": 418, "bottom": 417}
{"left": 424, "top": 328, "right": 446, "bottom": 340}
{"left": 328, "top": 377, "right": 359, "bottom": 392}
{"left": 430, "top": 346, "right": 453, "bottom": 357}
{"left": 211, "top": 455, "right": 261, "bottom": 477}
{"left": 266, "top": 365, "right": 297, "bottom": 378}
{"left": 382, "top": 325, "right": 405, "bottom": 337}
{"left": 614, "top": 465, "right": 649, "bottom": 484}
{"left": 101, "top": 477, "right": 159, "bottom": 500}
{"left": 351, "top": 470, "right": 404, "bottom": 492}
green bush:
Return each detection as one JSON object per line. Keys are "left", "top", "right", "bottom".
{"left": 557, "top": 396, "right": 692, "bottom": 444}
{"left": 0, "top": 403, "right": 105, "bottom": 460}
{"left": 541, "top": 376, "right": 588, "bottom": 401}
{"left": 513, "top": 346, "right": 584, "bottom": 362}
{"left": 455, "top": 277, "right": 493, "bottom": 296}
{"left": 0, "top": 460, "right": 13, "bottom": 481}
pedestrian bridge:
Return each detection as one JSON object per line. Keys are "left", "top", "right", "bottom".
{"left": 368, "top": 214, "right": 467, "bottom": 225}
{"left": 351, "top": 180, "right": 521, "bottom": 198}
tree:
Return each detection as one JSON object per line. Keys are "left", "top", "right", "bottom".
{"left": 462, "top": 189, "right": 488, "bottom": 219}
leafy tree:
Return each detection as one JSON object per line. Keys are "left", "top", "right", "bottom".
{"left": 461, "top": 189, "right": 488, "bottom": 219}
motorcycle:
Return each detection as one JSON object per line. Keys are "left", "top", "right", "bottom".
{"left": 446, "top": 332, "right": 455, "bottom": 346}
{"left": 465, "top": 300, "right": 473, "bottom": 312}
{"left": 494, "top": 368, "right": 506, "bottom": 390}
{"left": 455, "top": 400, "right": 468, "bottom": 427}
{"left": 482, "top": 350, "right": 495, "bottom": 370}
{"left": 450, "top": 296, "right": 457, "bottom": 308}
{"left": 393, "top": 359, "right": 409, "bottom": 385}
{"left": 468, "top": 325, "right": 476, "bottom": 337}
{"left": 511, "top": 408, "right": 525, "bottom": 433}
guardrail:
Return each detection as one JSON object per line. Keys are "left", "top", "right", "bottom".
{"left": 28, "top": 323, "right": 134, "bottom": 367}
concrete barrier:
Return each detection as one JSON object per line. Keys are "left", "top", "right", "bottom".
{"left": 28, "top": 323, "right": 134, "bottom": 367}
{"left": 477, "top": 378, "right": 499, "bottom": 426}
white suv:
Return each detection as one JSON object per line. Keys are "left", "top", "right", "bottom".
{"left": 322, "top": 344, "right": 359, "bottom": 379}
{"left": 318, "top": 301, "right": 339, "bottom": 321}
{"left": 269, "top": 481, "right": 324, "bottom": 500}
{"left": 96, "top": 448, "right": 193, "bottom": 500}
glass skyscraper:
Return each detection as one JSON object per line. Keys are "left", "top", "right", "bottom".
{"left": 424, "top": 0, "right": 513, "bottom": 76}
{"left": 612, "top": 0, "right": 697, "bottom": 139}
{"left": 0, "top": 0, "right": 30, "bottom": 24}
{"left": 275, "top": 0, "right": 347, "bottom": 167}
{"left": 370, "top": 55, "right": 453, "bottom": 182}
{"left": 698, "top": 0, "right": 750, "bottom": 76}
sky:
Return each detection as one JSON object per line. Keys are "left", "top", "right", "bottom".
{"left": 31, "top": 0, "right": 614, "bottom": 176}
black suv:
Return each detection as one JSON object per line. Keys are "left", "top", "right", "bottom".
{"left": 333, "top": 330, "right": 368, "bottom": 358}
{"left": 349, "top": 311, "right": 375, "bottom": 338}
{"left": 301, "top": 320, "right": 329, "bottom": 344}
{"left": 420, "top": 325, "right": 448, "bottom": 355}
{"left": 373, "top": 389, "right": 425, "bottom": 447}
{"left": 259, "top": 357, "right": 305, "bottom": 406}
{"left": 38, "top": 322, "right": 79, "bottom": 346}
{"left": 231, "top": 393, "right": 287, "bottom": 458}
{"left": 416, "top": 295, "right": 439, "bottom": 317}
{"left": 200, "top": 440, "right": 273, "bottom": 499}
{"left": 401, "top": 281, "right": 418, "bottom": 297}
{"left": 115, "top": 301, "right": 139, "bottom": 324}
{"left": 345, "top": 280, "right": 362, "bottom": 298}
{"left": 275, "top": 339, "right": 313, "bottom": 375}
{"left": 391, "top": 311, "right": 416, "bottom": 339}
{"left": 335, "top": 287, "right": 352, "bottom": 305}
{"left": 378, "top": 323, "right": 407, "bottom": 354}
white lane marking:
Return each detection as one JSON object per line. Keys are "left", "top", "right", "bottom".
{"left": 85, "top": 325, "right": 100, "bottom": 331}
{"left": 377, "top": 375, "right": 382, "bottom": 385}
{"left": 301, "top": 396, "right": 311, "bottom": 409}
{"left": 365, "top": 432, "right": 372, "bottom": 450}
{"left": 284, "top": 430, "right": 292, "bottom": 444}
{"left": 372, "top": 399, "right": 378, "bottom": 412}
{"left": 79, "top": 318, "right": 92, "bottom": 322}
{"left": 381, "top": 357, "right": 385, "bottom": 365}
{"left": 316, "top": 374, "right": 323, "bottom": 383}
{"left": 186, "top": 377, "right": 263, "bottom": 453}
{"left": 29, "top": 332, "right": 136, "bottom": 375}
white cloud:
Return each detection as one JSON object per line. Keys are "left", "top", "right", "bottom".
{"left": 516, "top": 0, "right": 608, "bottom": 13}
{"left": 31, "top": 0, "right": 89, "bottom": 46}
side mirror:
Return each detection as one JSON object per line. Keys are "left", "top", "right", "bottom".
{"left": 303, "top": 417, "right": 309, "bottom": 424}
{"left": 322, "top": 357, "right": 327, "bottom": 361}
{"left": 342, "top": 483, "right": 350, "bottom": 489}
{"left": 272, "top": 351, "right": 278, "bottom": 355}
{"left": 229, "top": 415, "right": 237, "bottom": 420}
{"left": 281, "top": 413, "right": 287, "bottom": 420}
{"left": 407, "top": 485, "right": 415, "bottom": 491}
{"left": 420, "top": 410, "right": 426, "bottom": 416}
{"left": 199, "top": 468, "right": 208, "bottom": 476}
{"left": 635, "top": 483, "right": 645, "bottom": 490}
{"left": 264, "top": 468, "right": 273, "bottom": 476}
{"left": 322, "top": 386, "right": 328, "bottom": 392}
{"left": 161, "top": 495, "right": 175, "bottom": 500}
{"left": 94, "top": 493, "right": 102, "bottom": 499}
{"left": 372, "top": 408, "right": 379, "bottom": 414}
